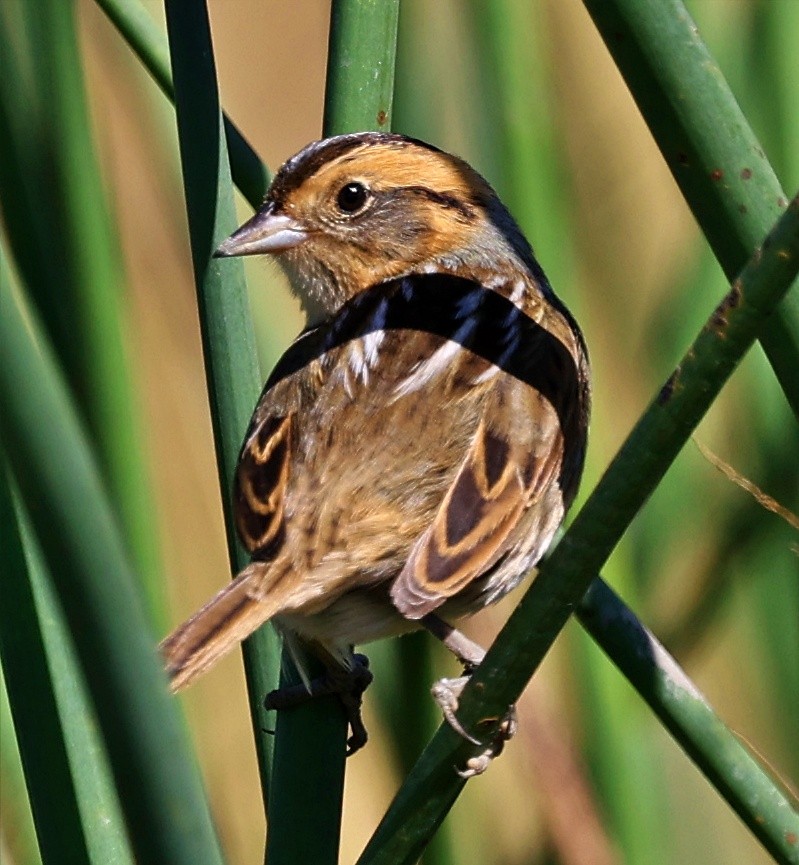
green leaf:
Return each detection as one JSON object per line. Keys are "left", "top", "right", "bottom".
{"left": 0, "top": 476, "right": 135, "bottom": 865}
{"left": 0, "top": 0, "right": 164, "bottom": 621}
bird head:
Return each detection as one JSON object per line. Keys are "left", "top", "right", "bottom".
{"left": 216, "top": 133, "right": 538, "bottom": 323}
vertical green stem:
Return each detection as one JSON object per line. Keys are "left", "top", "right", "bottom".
{"left": 0, "top": 470, "right": 93, "bottom": 865}
{"left": 323, "top": 0, "right": 400, "bottom": 134}
{"left": 583, "top": 0, "right": 799, "bottom": 418}
{"left": 266, "top": 3, "right": 400, "bottom": 864}
{"left": 0, "top": 253, "right": 224, "bottom": 865}
{"left": 163, "top": 0, "right": 280, "bottom": 810}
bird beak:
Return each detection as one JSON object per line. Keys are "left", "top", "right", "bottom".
{"left": 214, "top": 206, "right": 308, "bottom": 258}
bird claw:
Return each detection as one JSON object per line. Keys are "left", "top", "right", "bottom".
{"left": 431, "top": 674, "right": 517, "bottom": 776}
{"left": 431, "top": 676, "right": 482, "bottom": 745}
{"left": 335, "top": 655, "right": 373, "bottom": 754}
{"left": 456, "top": 710, "right": 517, "bottom": 777}
{"left": 264, "top": 653, "right": 373, "bottom": 755}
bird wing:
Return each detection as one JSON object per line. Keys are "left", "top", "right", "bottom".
{"left": 389, "top": 382, "right": 565, "bottom": 619}
{"left": 235, "top": 413, "right": 293, "bottom": 556}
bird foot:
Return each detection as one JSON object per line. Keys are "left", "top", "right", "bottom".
{"left": 264, "top": 653, "right": 374, "bottom": 755}
{"left": 431, "top": 674, "right": 517, "bottom": 777}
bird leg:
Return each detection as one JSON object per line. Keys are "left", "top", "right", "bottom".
{"left": 264, "top": 652, "right": 373, "bottom": 755}
{"left": 422, "top": 614, "right": 517, "bottom": 777}
{"left": 421, "top": 613, "right": 486, "bottom": 668}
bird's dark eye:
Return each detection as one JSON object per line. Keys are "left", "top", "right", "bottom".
{"left": 336, "top": 181, "right": 370, "bottom": 213}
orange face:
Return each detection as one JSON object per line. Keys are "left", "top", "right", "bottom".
{"left": 217, "top": 134, "right": 534, "bottom": 321}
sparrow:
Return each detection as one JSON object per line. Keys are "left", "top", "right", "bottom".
{"left": 160, "top": 132, "right": 590, "bottom": 771}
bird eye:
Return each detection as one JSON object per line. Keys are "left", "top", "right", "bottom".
{"left": 336, "top": 181, "right": 370, "bottom": 214}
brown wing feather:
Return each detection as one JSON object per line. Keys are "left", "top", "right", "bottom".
{"left": 390, "top": 404, "right": 560, "bottom": 619}
{"left": 234, "top": 414, "right": 293, "bottom": 556}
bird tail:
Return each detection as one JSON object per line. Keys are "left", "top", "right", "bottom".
{"left": 160, "top": 562, "right": 282, "bottom": 692}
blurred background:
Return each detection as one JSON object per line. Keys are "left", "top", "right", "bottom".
{"left": 1, "top": 1, "right": 796, "bottom": 864}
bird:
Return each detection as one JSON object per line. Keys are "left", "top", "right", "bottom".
{"left": 160, "top": 131, "right": 590, "bottom": 771}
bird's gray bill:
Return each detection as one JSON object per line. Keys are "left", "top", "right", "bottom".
{"left": 214, "top": 208, "right": 308, "bottom": 258}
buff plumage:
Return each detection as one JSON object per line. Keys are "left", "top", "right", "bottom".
{"left": 160, "top": 132, "right": 590, "bottom": 767}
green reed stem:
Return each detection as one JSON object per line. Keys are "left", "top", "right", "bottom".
{"left": 94, "top": 0, "right": 270, "bottom": 207}
{"left": 577, "top": 578, "right": 799, "bottom": 865}
{"left": 584, "top": 0, "right": 799, "bottom": 419}
{"left": 265, "top": 3, "right": 400, "bottom": 865}
{"left": 0, "top": 254, "right": 224, "bottom": 865}
{"left": 163, "top": 0, "right": 281, "bottom": 811}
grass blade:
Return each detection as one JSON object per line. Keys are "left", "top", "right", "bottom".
{"left": 0, "top": 0, "right": 164, "bottom": 618}
{"left": 0, "top": 469, "right": 93, "bottom": 865}
{"left": 1, "top": 486, "right": 136, "bottom": 865}
{"left": 0, "top": 668, "right": 43, "bottom": 865}
{"left": 0, "top": 254, "right": 225, "bottom": 865}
